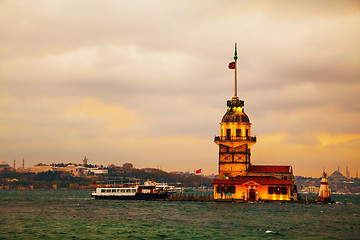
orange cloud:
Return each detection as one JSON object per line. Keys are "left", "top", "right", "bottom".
{"left": 316, "top": 133, "right": 360, "bottom": 146}
{"left": 67, "top": 98, "right": 140, "bottom": 130}
{"left": 259, "top": 132, "right": 288, "bottom": 143}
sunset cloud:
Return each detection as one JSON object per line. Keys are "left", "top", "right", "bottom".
{"left": 0, "top": 0, "right": 359, "bottom": 176}
{"left": 317, "top": 133, "right": 360, "bottom": 147}
{"left": 68, "top": 98, "right": 140, "bottom": 130}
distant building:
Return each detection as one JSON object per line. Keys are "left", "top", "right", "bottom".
{"left": 16, "top": 168, "right": 29, "bottom": 173}
{"left": 305, "top": 185, "right": 320, "bottom": 194}
{"left": 64, "top": 165, "right": 89, "bottom": 177}
{"left": 29, "top": 165, "right": 53, "bottom": 173}
{"left": 0, "top": 161, "right": 12, "bottom": 172}
{"left": 89, "top": 168, "right": 108, "bottom": 175}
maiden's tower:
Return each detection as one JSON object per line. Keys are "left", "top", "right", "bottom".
{"left": 212, "top": 44, "right": 298, "bottom": 202}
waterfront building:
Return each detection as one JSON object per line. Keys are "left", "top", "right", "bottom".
{"left": 212, "top": 45, "right": 297, "bottom": 201}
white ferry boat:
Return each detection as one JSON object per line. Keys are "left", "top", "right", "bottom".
{"left": 91, "top": 180, "right": 170, "bottom": 200}
{"left": 155, "top": 182, "right": 176, "bottom": 192}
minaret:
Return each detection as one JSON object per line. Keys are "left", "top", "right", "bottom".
{"left": 83, "top": 156, "right": 88, "bottom": 166}
{"left": 317, "top": 172, "right": 332, "bottom": 203}
{"left": 214, "top": 44, "right": 256, "bottom": 179}
{"left": 13, "top": 159, "right": 15, "bottom": 169}
{"left": 22, "top": 158, "right": 24, "bottom": 169}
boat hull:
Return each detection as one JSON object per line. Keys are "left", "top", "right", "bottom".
{"left": 92, "top": 192, "right": 169, "bottom": 200}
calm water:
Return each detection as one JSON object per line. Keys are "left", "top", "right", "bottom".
{"left": 0, "top": 191, "right": 359, "bottom": 239}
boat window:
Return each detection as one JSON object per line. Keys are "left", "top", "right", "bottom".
{"left": 275, "top": 187, "right": 281, "bottom": 195}
{"left": 112, "top": 189, "right": 116, "bottom": 192}
{"left": 268, "top": 186, "right": 274, "bottom": 194}
{"left": 101, "top": 189, "right": 105, "bottom": 193}
{"left": 126, "top": 189, "right": 130, "bottom": 192}
{"left": 117, "top": 189, "right": 121, "bottom": 192}
{"left": 132, "top": 189, "right": 136, "bottom": 193}
{"left": 281, "top": 187, "right": 288, "bottom": 195}
{"left": 121, "top": 189, "right": 125, "bottom": 192}
{"left": 106, "top": 189, "right": 111, "bottom": 193}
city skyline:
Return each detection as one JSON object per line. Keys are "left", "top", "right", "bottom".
{"left": 1, "top": 1, "right": 359, "bottom": 177}
{"left": 4, "top": 158, "right": 359, "bottom": 178}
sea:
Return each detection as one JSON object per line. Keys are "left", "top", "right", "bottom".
{"left": 0, "top": 190, "right": 359, "bottom": 239}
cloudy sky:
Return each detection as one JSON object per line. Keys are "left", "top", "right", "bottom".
{"left": 1, "top": 0, "right": 359, "bottom": 177}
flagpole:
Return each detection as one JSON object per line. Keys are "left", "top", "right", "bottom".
{"left": 235, "top": 61, "right": 237, "bottom": 97}
{"left": 234, "top": 43, "right": 238, "bottom": 97}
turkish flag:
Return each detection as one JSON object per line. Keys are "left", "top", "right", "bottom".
{"left": 228, "top": 62, "right": 235, "bottom": 69}
{"left": 195, "top": 169, "right": 202, "bottom": 174}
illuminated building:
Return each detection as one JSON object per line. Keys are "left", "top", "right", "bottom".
{"left": 212, "top": 44, "right": 297, "bottom": 201}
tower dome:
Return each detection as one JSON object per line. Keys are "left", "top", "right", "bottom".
{"left": 221, "top": 107, "right": 250, "bottom": 123}
{"left": 221, "top": 97, "right": 250, "bottom": 123}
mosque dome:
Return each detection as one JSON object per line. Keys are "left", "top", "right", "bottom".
{"left": 221, "top": 107, "right": 250, "bottom": 123}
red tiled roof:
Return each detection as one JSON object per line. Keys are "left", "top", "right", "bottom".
{"left": 249, "top": 165, "right": 291, "bottom": 173}
{"left": 212, "top": 176, "right": 293, "bottom": 185}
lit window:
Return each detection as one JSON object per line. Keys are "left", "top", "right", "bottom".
{"left": 216, "top": 186, "right": 223, "bottom": 193}
{"left": 229, "top": 185, "right": 236, "bottom": 194}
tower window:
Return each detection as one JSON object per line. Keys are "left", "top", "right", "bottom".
{"left": 226, "top": 129, "right": 231, "bottom": 140}
{"left": 246, "top": 129, "right": 249, "bottom": 137}
{"left": 236, "top": 129, "right": 241, "bottom": 137}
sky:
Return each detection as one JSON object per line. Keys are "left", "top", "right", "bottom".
{"left": 1, "top": 0, "right": 359, "bottom": 177}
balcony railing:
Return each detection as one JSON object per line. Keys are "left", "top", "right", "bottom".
{"left": 214, "top": 136, "right": 256, "bottom": 142}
